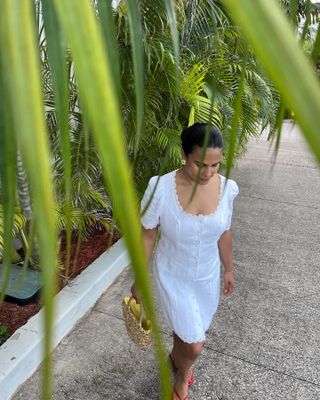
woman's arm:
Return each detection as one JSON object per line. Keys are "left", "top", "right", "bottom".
{"left": 141, "top": 226, "right": 158, "bottom": 261}
{"left": 218, "top": 230, "right": 235, "bottom": 297}
{"left": 131, "top": 226, "right": 158, "bottom": 301}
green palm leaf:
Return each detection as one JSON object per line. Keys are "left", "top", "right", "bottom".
{"left": 1, "top": 2, "right": 58, "bottom": 399}
{"left": 223, "top": 0, "right": 320, "bottom": 162}
{"left": 52, "top": 2, "right": 171, "bottom": 399}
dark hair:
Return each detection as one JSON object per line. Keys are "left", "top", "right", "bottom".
{"left": 181, "top": 123, "right": 223, "bottom": 156}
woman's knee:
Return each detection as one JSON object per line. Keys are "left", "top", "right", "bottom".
{"left": 187, "top": 342, "right": 204, "bottom": 358}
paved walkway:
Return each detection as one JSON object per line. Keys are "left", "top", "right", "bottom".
{"left": 13, "top": 121, "right": 320, "bottom": 399}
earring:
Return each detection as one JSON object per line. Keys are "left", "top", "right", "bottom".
{"left": 181, "top": 159, "right": 186, "bottom": 165}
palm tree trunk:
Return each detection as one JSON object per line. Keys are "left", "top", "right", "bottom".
{"left": 16, "top": 149, "right": 40, "bottom": 266}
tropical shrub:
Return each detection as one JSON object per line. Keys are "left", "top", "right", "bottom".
{"left": 115, "top": 1, "right": 281, "bottom": 195}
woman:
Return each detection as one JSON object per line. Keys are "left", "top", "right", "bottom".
{"left": 131, "top": 123, "right": 239, "bottom": 400}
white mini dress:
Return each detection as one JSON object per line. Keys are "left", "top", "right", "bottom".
{"left": 141, "top": 170, "right": 239, "bottom": 343}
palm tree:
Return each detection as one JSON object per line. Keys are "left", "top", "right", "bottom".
{"left": 115, "top": 0, "right": 280, "bottom": 194}
{"left": 43, "top": 51, "right": 115, "bottom": 239}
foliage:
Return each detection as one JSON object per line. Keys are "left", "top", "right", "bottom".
{"left": 43, "top": 46, "right": 114, "bottom": 238}
{"left": 38, "top": 1, "right": 279, "bottom": 206}
{"left": 0, "top": 205, "right": 27, "bottom": 261}
{"left": 223, "top": 0, "right": 320, "bottom": 160}
{"left": 114, "top": 0, "right": 280, "bottom": 194}
{"left": 0, "top": 324, "right": 10, "bottom": 345}
{"left": 281, "top": 0, "right": 320, "bottom": 24}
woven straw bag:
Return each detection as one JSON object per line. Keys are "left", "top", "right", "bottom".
{"left": 122, "top": 296, "right": 152, "bottom": 349}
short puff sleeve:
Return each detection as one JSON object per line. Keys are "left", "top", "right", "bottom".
{"left": 140, "top": 176, "right": 163, "bottom": 229}
{"left": 225, "top": 179, "right": 239, "bottom": 230}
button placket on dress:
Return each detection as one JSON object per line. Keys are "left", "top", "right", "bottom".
{"left": 193, "top": 221, "right": 202, "bottom": 330}
{"left": 196, "top": 221, "right": 202, "bottom": 330}
{"left": 194, "top": 218, "right": 204, "bottom": 278}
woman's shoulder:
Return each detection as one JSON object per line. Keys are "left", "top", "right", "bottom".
{"left": 145, "top": 170, "right": 175, "bottom": 195}
{"left": 219, "top": 174, "right": 239, "bottom": 196}
{"left": 148, "top": 170, "right": 175, "bottom": 186}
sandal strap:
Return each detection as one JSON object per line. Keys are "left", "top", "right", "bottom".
{"left": 173, "top": 388, "right": 188, "bottom": 400}
{"left": 188, "top": 370, "right": 195, "bottom": 387}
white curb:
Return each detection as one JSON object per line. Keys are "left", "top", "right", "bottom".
{"left": 0, "top": 238, "right": 130, "bottom": 400}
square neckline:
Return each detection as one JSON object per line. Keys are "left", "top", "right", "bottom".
{"left": 172, "top": 169, "right": 223, "bottom": 218}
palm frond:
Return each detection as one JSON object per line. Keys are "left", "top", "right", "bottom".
{"left": 0, "top": 206, "right": 27, "bottom": 258}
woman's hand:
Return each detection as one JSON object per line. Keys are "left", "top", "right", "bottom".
{"left": 131, "top": 282, "right": 141, "bottom": 304}
{"left": 223, "top": 271, "right": 235, "bottom": 297}
{"left": 218, "top": 230, "right": 235, "bottom": 298}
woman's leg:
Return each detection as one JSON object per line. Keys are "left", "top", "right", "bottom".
{"left": 171, "top": 332, "right": 204, "bottom": 398}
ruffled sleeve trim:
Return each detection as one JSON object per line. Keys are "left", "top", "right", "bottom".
{"left": 140, "top": 176, "right": 163, "bottom": 229}
{"left": 228, "top": 179, "right": 239, "bottom": 202}
{"left": 225, "top": 179, "right": 239, "bottom": 230}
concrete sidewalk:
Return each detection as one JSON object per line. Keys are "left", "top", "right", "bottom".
{"left": 13, "top": 121, "right": 320, "bottom": 400}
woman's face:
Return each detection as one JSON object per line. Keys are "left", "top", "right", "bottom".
{"left": 183, "top": 145, "right": 222, "bottom": 185}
